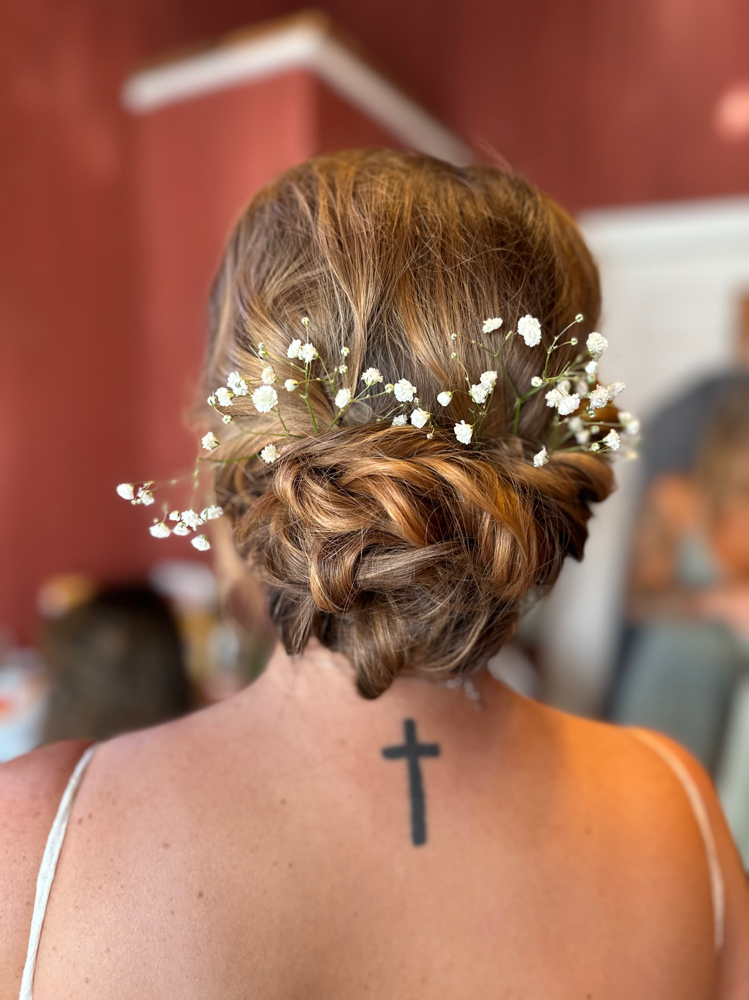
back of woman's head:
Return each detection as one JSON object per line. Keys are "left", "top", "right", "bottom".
{"left": 204, "top": 149, "right": 613, "bottom": 698}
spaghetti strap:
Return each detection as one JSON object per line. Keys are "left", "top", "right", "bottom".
{"left": 629, "top": 729, "right": 725, "bottom": 951}
{"left": 19, "top": 743, "right": 98, "bottom": 1000}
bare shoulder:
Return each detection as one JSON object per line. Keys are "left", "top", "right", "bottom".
{"left": 0, "top": 740, "right": 92, "bottom": 1000}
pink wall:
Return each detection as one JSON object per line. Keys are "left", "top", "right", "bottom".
{"left": 2, "top": 0, "right": 749, "bottom": 641}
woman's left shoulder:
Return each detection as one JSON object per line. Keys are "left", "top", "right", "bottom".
{"left": 0, "top": 739, "right": 92, "bottom": 1000}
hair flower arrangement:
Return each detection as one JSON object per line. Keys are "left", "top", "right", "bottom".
{"left": 118, "top": 311, "right": 638, "bottom": 549}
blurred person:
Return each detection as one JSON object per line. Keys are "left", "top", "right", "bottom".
{"left": 40, "top": 584, "right": 194, "bottom": 743}
{"left": 614, "top": 385, "right": 749, "bottom": 771}
{"left": 1, "top": 152, "right": 747, "bottom": 1000}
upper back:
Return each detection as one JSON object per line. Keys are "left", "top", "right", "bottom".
{"left": 2, "top": 682, "right": 746, "bottom": 1000}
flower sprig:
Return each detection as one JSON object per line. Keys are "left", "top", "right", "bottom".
{"left": 118, "top": 312, "right": 638, "bottom": 548}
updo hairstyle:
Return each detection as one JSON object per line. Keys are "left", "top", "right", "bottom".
{"left": 203, "top": 150, "right": 614, "bottom": 698}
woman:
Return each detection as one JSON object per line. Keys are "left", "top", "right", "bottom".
{"left": 2, "top": 151, "right": 747, "bottom": 999}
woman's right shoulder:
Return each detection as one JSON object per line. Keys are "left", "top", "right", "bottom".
{"left": 0, "top": 740, "right": 92, "bottom": 999}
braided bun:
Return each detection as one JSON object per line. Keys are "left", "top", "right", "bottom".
{"left": 205, "top": 150, "right": 614, "bottom": 696}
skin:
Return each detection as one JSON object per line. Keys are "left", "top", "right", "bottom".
{"left": 1, "top": 641, "right": 748, "bottom": 1000}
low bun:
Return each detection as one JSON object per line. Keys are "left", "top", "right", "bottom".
{"left": 227, "top": 425, "right": 612, "bottom": 698}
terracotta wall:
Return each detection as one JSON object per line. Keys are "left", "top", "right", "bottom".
{"left": 2, "top": 0, "right": 748, "bottom": 641}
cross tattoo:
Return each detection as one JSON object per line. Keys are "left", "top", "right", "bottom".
{"left": 382, "top": 718, "right": 441, "bottom": 846}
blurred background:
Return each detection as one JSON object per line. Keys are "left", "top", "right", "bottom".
{"left": 2, "top": 0, "right": 749, "bottom": 861}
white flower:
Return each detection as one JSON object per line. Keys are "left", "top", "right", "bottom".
{"left": 545, "top": 386, "right": 580, "bottom": 416}
{"left": 567, "top": 416, "right": 584, "bottom": 433}
{"left": 334, "top": 388, "right": 352, "bottom": 409}
{"left": 172, "top": 522, "right": 190, "bottom": 536}
{"left": 116, "top": 483, "right": 134, "bottom": 500}
{"left": 301, "top": 316, "right": 310, "bottom": 328}
{"left": 410, "top": 408, "right": 430, "bottom": 428}
{"left": 202, "top": 431, "right": 220, "bottom": 452}
{"left": 252, "top": 384, "right": 278, "bottom": 413}
{"left": 284, "top": 379, "right": 299, "bottom": 392}
{"left": 454, "top": 420, "right": 473, "bottom": 445}
{"left": 227, "top": 371, "right": 248, "bottom": 396}
{"left": 261, "top": 366, "right": 276, "bottom": 385}
{"left": 533, "top": 446, "right": 548, "bottom": 467}
{"left": 222, "top": 414, "right": 232, "bottom": 424}
{"left": 469, "top": 382, "right": 491, "bottom": 404}
{"left": 207, "top": 395, "right": 217, "bottom": 407}
{"left": 622, "top": 416, "right": 640, "bottom": 436}
{"left": 341, "top": 346, "right": 350, "bottom": 357}
{"left": 575, "top": 379, "right": 589, "bottom": 397}
{"left": 588, "top": 381, "right": 625, "bottom": 410}
{"left": 299, "top": 342, "right": 318, "bottom": 364}
{"left": 149, "top": 522, "right": 171, "bottom": 538}
{"left": 603, "top": 429, "right": 621, "bottom": 451}
{"left": 338, "top": 365, "right": 348, "bottom": 373}
{"left": 361, "top": 367, "right": 383, "bottom": 386}
{"left": 260, "top": 443, "right": 281, "bottom": 464}
{"left": 585, "top": 360, "right": 598, "bottom": 376}
{"left": 287, "top": 339, "right": 302, "bottom": 359}
{"left": 586, "top": 332, "right": 607, "bottom": 358}
{"left": 479, "top": 370, "right": 498, "bottom": 388}
{"left": 392, "top": 414, "right": 408, "bottom": 426}
{"left": 191, "top": 535, "right": 211, "bottom": 552}
{"left": 590, "top": 442, "right": 601, "bottom": 452}
{"left": 137, "top": 488, "right": 155, "bottom": 506}
{"left": 181, "top": 509, "right": 204, "bottom": 530}
{"left": 609, "top": 381, "right": 625, "bottom": 399}
{"left": 531, "top": 377, "right": 544, "bottom": 388}
{"left": 201, "top": 505, "right": 224, "bottom": 520}
{"left": 482, "top": 317, "right": 503, "bottom": 333}
{"left": 215, "top": 387, "right": 234, "bottom": 407}
{"left": 168, "top": 510, "right": 180, "bottom": 521}
{"left": 518, "top": 314, "right": 542, "bottom": 347}
{"left": 384, "top": 383, "right": 394, "bottom": 394}
{"left": 257, "top": 343, "right": 268, "bottom": 358}
{"left": 393, "top": 379, "right": 416, "bottom": 402}
{"left": 437, "top": 391, "right": 453, "bottom": 407}
{"left": 576, "top": 429, "right": 591, "bottom": 445}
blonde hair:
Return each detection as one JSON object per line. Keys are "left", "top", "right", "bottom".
{"left": 204, "top": 150, "right": 613, "bottom": 697}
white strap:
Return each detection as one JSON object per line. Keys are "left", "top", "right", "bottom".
{"left": 19, "top": 744, "right": 98, "bottom": 1000}
{"left": 630, "top": 729, "right": 725, "bottom": 951}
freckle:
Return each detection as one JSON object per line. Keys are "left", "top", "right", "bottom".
{"left": 288, "top": 861, "right": 293, "bottom": 868}
{"left": 85, "top": 977, "right": 90, "bottom": 984}
{"left": 162, "top": 842, "right": 170, "bottom": 849}
{"left": 197, "top": 890, "right": 204, "bottom": 899}
{"left": 279, "top": 798, "right": 286, "bottom": 806}
{"left": 353, "top": 911, "right": 358, "bottom": 917}
{"left": 273, "top": 860, "right": 278, "bottom": 867}
{"left": 88, "top": 813, "right": 92, "bottom": 819}
{"left": 77, "top": 817, "right": 83, "bottom": 824}
{"left": 106, "top": 947, "right": 110, "bottom": 954}
{"left": 170, "top": 909, "right": 174, "bottom": 916}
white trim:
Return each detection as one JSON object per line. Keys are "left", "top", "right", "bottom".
{"left": 122, "top": 21, "right": 473, "bottom": 166}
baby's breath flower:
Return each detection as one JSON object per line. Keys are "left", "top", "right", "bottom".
{"left": 299, "top": 342, "right": 318, "bottom": 364}
{"left": 393, "top": 379, "right": 416, "bottom": 402}
{"left": 518, "top": 315, "right": 542, "bottom": 347}
{"left": 385, "top": 383, "right": 394, "bottom": 393}
{"left": 260, "top": 443, "right": 281, "bottom": 464}
{"left": 181, "top": 509, "right": 204, "bottom": 530}
{"left": 301, "top": 316, "right": 310, "bottom": 328}
{"left": 287, "top": 339, "right": 302, "bottom": 359}
{"left": 567, "top": 416, "right": 584, "bottom": 433}
{"left": 137, "top": 488, "right": 155, "bottom": 506}
{"left": 261, "top": 366, "right": 276, "bottom": 385}
{"left": 450, "top": 333, "right": 458, "bottom": 341}
{"left": 586, "top": 332, "right": 607, "bottom": 358}
{"left": 531, "top": 377, "right": 544, "bottom": 388}
{"left": 201, "top": 431, "right": 219, "bottom": 452}
{"left": 284, "top": 379, "right": 299, "bottom": 392}
{"left": 392, "top": 414, "right": 408, "bottom": 426}
{"left": 168, "top": 510, "right": 181, "bottom": 521}
{"left": 454, "top": 420, "right": 473, "bottom": 445}
{"left": 410, "top": 408, "right": 430, "bottom": 429}
{"left": 361, "top": 367, "right": 383, "bottom": 386}
{"left": 334, "top": 388, "right": 352, "bottom": 409}
{"left": 201, "top": 505, "right": 223, "bottom": 520}
{"left": 623, "top": 417, "right": 641, "bottom": 436}
{"left": 257, "top": 343, "right": 268, "bottom": 358}
{"left": 426, "top": 432, "right": 434, "bottom": 440}
{"left": 482, "top": 317, "right": 503, "bottom": 333}
{"left": 149, "top": 522, "right": 171, "bottom": 538}
{"left": 227, "top": 371, "right": 248, "bottom": 396}
{"left": 172, "top": 522, "right": 190, "bottom": 536}
{"left": 590, "top": 442, "right": 601, "bottom": 452}
{"left": 252, "top": 384, "right": 278, "bottom": 413}
{"left": 469, "top": 382, "right": 491, "bottom": 405}
{"left": 603, "top": 429, "right": 621, "bottom": 451}
{"left": 533, "top": 446, "right": 549, "bottom": 467}
{"left": 207, "top": 395, "right": 217, "bottom": 407}
{"left": 191, "top": 534, "right": 211, "bottom": 552}
{"left": 338, "top": 364, "right": 348, "bottom": 373}
{"left": 116, "top": 483, "right": 135, "bottom": 500}
{"left": 450, "top": 352, "right": 457, "bottom": 359}
{"left": 341, "top": 346, "right": 350, "bottom": 357}
{"left": 222, "top": 414, "right": 232, "bottom": 424}
{"left": 588, "top": 381, "right": 625, "bottom": 409}
{"left": 215, "top": 387, "right": 234, "bottom": 407}
{"left": 585, "top": 360, "right": 598, "bottom": 376}
{"left": 570, "top": 337, "right": 578, "bottom": 346}
{"left": 545, "top": 386, "right": 580, "bottom": 416}
{"left": 576, "top": 429, "right": 591, "bottom": 445}
{"left": 479, "top": 370, "right": 498, "bottom": 388}
{"left": 575, "top": 379, "right": 589, "bottom": 397}
{"left": 437, "top": 391, "right": 453, "bottom": 407}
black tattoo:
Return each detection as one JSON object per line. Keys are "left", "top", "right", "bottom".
{"left": 382, "top": 718, "right": 440, "bottom": 846}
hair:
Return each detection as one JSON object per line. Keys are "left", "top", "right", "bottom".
{"left": 41, "top": 584, "right": 193, "bottom": 742}
{"left": 203, "top": 149, "right": 614, "bottom": 698}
